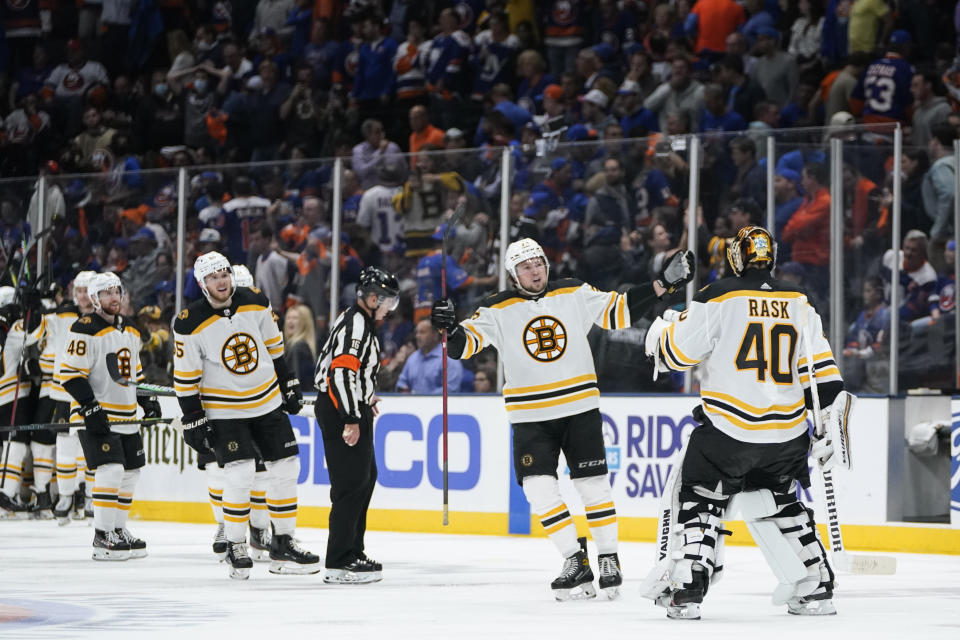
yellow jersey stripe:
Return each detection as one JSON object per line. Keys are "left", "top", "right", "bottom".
{"left": 601, "top": 293, "right": 616, "bottom": 330}
{"left": 585, "top": 501, "right": 615, "bottom": 512}
{"left": 504, "top": 373, "right": 597, "bottom": 396}
{"left": 700, "top": 390, "right": 805, "bottom": 416}
{"left": 666, "top": 324, "right": 698, "bottom": 365}
{"left": 504, "top": 388, "right": 599, "bottom": 412}
{"left": 191, "top": 314, "right": 221, "bottom": 335}
{"left": 202, "top": 388, "right": 281, "bottom": 410}
{"left": 704, "top": 404, "right": 807, "bottom": 431}
{"left": 236, "top": 304, "right": 268, "bottom": 314}
{"left": 200, "top": 375, "right": 278, "bottom": 398}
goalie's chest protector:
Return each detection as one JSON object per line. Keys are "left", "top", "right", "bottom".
{"left": 461, "top": 279, "right": 631, "bottom": 423}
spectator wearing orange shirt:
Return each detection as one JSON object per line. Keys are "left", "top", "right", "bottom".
{"left": 782, "top": 162, "right": 831, "bottom": 307}
{"left": 684, "top": 0, "right": 745, "bottom": 59}
{"left": 408, "top": 105, "right": 445, "bottom": 155}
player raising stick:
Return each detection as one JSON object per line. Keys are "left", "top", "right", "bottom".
{"left": 173, "top": 252, "right": 319, "bottom": 580}
{"left": 59, "top": 273, "right": 160, "bottom": 560}
{"left": 431, "top": 238, "right": 695, "bottom": 600}
{"left": 642, "top": 225, "right": 847, "bottom": 619}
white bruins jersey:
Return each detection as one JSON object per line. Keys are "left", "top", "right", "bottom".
{"left": 0, "top": 320, "right": 33, "bottom": 407}
{"left": 173, "top": 286, "right": 284, "bottom": 420}
{"left": 60, "top": 313, "right": 144, "bottom": 434}
{"left": 651, "top": 271, "right": 844, "bottom": 444}
{"left": 40, "top": 305, "right": 80, "bottom": 401}
{"left": 459, "top": 278, "right": 631, "bottom": 423}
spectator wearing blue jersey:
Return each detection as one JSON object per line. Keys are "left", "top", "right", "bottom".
{"left": 396, "top": 319, "right": 464, "bottom": 394}
{"left": 617, "top": 79, "right": 660, "bottom": 136}
{"left": 773, "top": 168, "right": 803, "bottom": 261}
{"left": 849, "top": 32, "right": 915, "bottom": 127}
{"left": 842, "top": 275, "right": 891, "bottom": 393}
{"left": 471, "top": 12, "right": 519, "bottom": 101}
{"left": 729, "top": 136, "right": 766, "bottom": 209}
{"left": 516, "top": 49, "right": 554, "bottom": 115}
{"left": 740, "top": 0, "right": 775, "bottom": 47}
{"left": 425, "top": 8, "right": 473, "bottom": 127}
{"left": 351, "top": 13, "right": 398, "bottom": 115}
{"left": 413, "top": 226, "right": 481, "bottom": 322}
{"left": 700, "top": 82, "right": 746, "bottom": 133}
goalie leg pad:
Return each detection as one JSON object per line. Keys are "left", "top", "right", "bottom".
{"left": 668, "top": 485, "right": 730, "bottom": 592}
{"left": 738, "top": 486, "right": 834, "bottom": 606}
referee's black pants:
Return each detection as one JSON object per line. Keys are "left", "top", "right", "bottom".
{"left": 315, "top": 393, "right": 377, "bottom": 569}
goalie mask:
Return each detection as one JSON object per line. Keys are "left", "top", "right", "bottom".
{"left": 232, "top": 264, "right": 254, "bottom": 288}
{"left": 505, "top": 238, "right": 549, "bottom": 296}
{"left": 727, "top": 226, "right": 776, "bottom": 277}
{"left": 194, "top": 251, "right": 235, "bottom": 302}
{"left": 87, "top": 272, "right": 126, "bottom": 313}
{"left": 72, "top": 270, "right": 97, "bottom": 306}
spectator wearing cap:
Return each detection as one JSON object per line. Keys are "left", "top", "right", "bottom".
{"left": 700, "top": 82, "right": 746, "bottom": 133}
{"left": 543, "top": 0, "right": 586, "bottom": 78}
{"left": 250, "top": 225, "right": 292, "bottom": 311}
{"left": 491, "top": 83, "right": 533, "bottom": 138}
{"left": 43, "top": 39, "right": 109, "bottom": 136}
{"left": 353, "top": 118, "right": 403, "bottom": 189}
{"left": 247, "top": 60, "right": 291, "bottom": 161}
{"left": 911, "top": 70, "right": 952, "bottom": 149}
{"left": 516, "top": 49, "right": 554, "bottom": 114}
{"left": 616, "top": 80, "right": 659, "bottom": 136}
{"left": 534, "top": 84, "right": 571, "bottom": 134}
{"left": 849, "top": 32, "right": 914, "bottom": 127}
{"left": 848, "top": 0, "right": 894, "bottom": 54}
{"left": 138, "top": 303, "right": 173, "bottom": 384}
{"left": 774, "top": 168, "right": 804, "bottom": 260}
{"left": 739, "top": 0, "right": 775, "bottom": 47}
{"left": 471, "top": 12, "right": 520, "bottom": 101}
{"left": 125, "top": 227, "right": 162, "bottom": 307}
{"left": 578, "top": 88, "right": 616, "bottom": 134}
{"left": 684, "top": 0, "right": 745, "bottom": 58}
{"left": 923, "top": 123, "right": 959, "bottom": 270}
{"left": 644, "top": 56, "right": 705, "bottom": 133}
{"left": 357, "top": 159, "right": 406, "bottom": 269}
{"left": 749, "top": 27, "right": 798, "bottom": 107}
{"left": 352, "top": 12, "right": 399, "bottom": 114}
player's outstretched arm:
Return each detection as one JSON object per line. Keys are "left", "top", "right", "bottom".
{"left": 431, "top": 298, "right": 466, "bottom": 358}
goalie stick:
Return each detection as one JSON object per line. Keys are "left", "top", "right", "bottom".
{"left": 799, "top": 303, "right": 897, "bottom": 576}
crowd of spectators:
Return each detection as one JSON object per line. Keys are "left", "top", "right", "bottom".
{"left": 2, "top": 0, "right": 960, "bottom": 393}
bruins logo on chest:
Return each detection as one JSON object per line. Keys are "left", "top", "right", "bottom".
{"left": 523, "top": 316, "right": 567, "bottom": 362}
{"left": 221, "top": 333, "right": 259, "bottom": 374}
{"left": 115, "top": 348, "right": 133, "bottom": 379}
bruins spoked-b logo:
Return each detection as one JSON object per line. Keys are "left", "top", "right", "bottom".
{"left": 221, "top": 333, "right": 259, "bottom": 374}
{"left": 115, "top": 348, "right": 133, "bottom": 379}
{"left": 523, "top": 316, "right": 567, "bottom": 362}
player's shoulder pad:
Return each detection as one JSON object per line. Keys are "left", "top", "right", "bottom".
{"left": 476, "top": 288, "right": 523, "bottom": 310}
{"left": 70, "top": 313, "right": 109, "bottom": 336}
{"left": 233, "top": 285, "right": 270, "bottom": 310}
{"left": 547, "top": 278, "right": 585, "bottom": 293}
{"left": 173, "top": 298, "right": 217, "bottom": 335}
{"left": 55, "top": 303, "right": 79, "bottom": 318}
{"left": 120, "top": 315, "right": 141, "bottom": 339}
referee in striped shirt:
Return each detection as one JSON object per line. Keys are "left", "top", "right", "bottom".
{"left": 314, "top": 266, "right": 399, "bottom": 584}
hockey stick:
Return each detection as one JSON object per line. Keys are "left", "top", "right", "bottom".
{"left": 0, "top": 417, "right": 171, "bottom": 434}
{"left": 105, "top": 353, "right": 177, "bottom": 396}
{"left": 799, "top": 303, "right": 897, "bottom": 575}
{"left": 440, "top": 200, "right": 468, "bottom": 526}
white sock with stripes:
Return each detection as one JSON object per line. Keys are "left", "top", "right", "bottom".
{"left": 265, "top": 455, "right": 299, "bottom": 536}
{"left": 222, "top": 459, "right": 255, "bottom": 543}
{"left": 205, "top": 464, "right": 224, "bottom": 524}
{"left": 523, "top": 474, "right": 579, "bottom": 558}
{"left": 92, "top": 463, "right": 123, "bottom": 532}
{"left": 30, "top": 443, "right": 55, "bottom": 491}
{"left": 250, "top": 469, "right": 270, "bottom": 529}
{"left": 1, "top": 441, "right": 27, "bottom": 498}
{"left": 574, "top": 475, "right": 619, "bottom": 555}
{"left": 55, "top": 433, "right": 79, "bottom": 496}
{"left": 115, "top": 469, "right": 139, "bottom": 529}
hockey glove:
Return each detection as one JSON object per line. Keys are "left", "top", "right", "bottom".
{"left": 656, "top": 250, "right": 696, "bottom": 295}
{"left": 138, "top": 394, "right": 162, "bottom": 420}
{"left": 280, "top": 376, "right": 303, "bottom": 414}
{"left": 430, "top": 298, "right": 458, "bottom": 333}
{"left": 182, "top": 411, "right": 216, "bottom": 454}
{"left": 80, "top": 400, "right": 109, "bottom": 435}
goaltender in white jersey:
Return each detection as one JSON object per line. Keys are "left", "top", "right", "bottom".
{"left": 432, "top": 237, "right": 695, "bottom": 601}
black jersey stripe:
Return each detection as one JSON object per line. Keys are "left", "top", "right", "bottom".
{"left": 503, "top": 381, "right": 599, "bottom": 404}
{"left": 703, "top": 397, "right": 806, "bottom": 423}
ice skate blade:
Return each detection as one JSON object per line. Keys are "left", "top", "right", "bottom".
{"left": 553, "top": 583, "right": 597, "bottom": 601}
{"left": 249, "top": 547, "right": 272, "bottom": 563}
{"left": 92, "top": 548, "right": 130, "bottom": 561}
{"left": 788, "top": 600, "right": 837, "bottom": 616}
{"left": 666, "top": 603, "right": 701, "bottom": 620}
{"left": 228, "top": 567, "right": 251, "bottom": 580}
{"left": 56, "top": 516, "right": 71, "bottom": 526}
{"left": 31, "top": 511, "right": 54, "bottom": 520}
{"left": 269, "top": 560, "right": 322, "bottom": 575}
{"left": 128, "top": 549, "right": 148, "bottom": 559}
{"left": 214, "top": 550, "right": 227, "bottom": 562}
{"left": 601, "top": 585, "right": 621, "bottom": 600}
{"left": 324, "top": 568, "right": 381, "bottom": 584}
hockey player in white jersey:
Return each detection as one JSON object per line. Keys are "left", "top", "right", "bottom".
{"left": 60, "top": 272, "right": 160, "bottom": 560}
{"left": 431, "top": 238, "right": 695, "bottom": 600}
{"left": 51, "top": 271, "right": 96, "bottom": 523}
{"left": 173, "top": 252, "right": 319, "bottom": 579}
{"left": 642, "top": 226, "right": 846, "bottom": 619}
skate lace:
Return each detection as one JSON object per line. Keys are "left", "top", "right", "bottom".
{"left": 559, "top": 554, "right": 580, "bottom": 579}
{"left": 116, "top": 528, "right": 134, "bottom": 544}
{"left": 215, "top": 524, "right": 227, "bottom": 542}
{"left": 105, "top": 530, "right": 124, "bottom": 545}
{"left": 287, "top": 538, "right": 309, "bottom": 555}
{"left": 231, "top": 542, "right": 250, "bottom": 559}
{"left": 598, "top": 556, "right": 619, "bottom": 577}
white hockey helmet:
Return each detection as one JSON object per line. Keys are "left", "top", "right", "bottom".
{"left": 0, "top": 286, "right": 15, "bottom": 307}
{"left": 194, "top": 251, "right": 235, "bottom": 300}
{"left": 88, "top": 272, "right": 126, "bottom": 312}
{"left": 504, "top": 238, "right": 549, "bottom": 295}
{"left": 232, "top": 264, "right": 254, "bottom": 288}
{"left": 72, "top": 270, "right": 97, "bottom": 306}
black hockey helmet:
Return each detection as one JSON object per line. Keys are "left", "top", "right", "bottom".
{"left": 358, "top": 266, "right": 400, "bottom": 310}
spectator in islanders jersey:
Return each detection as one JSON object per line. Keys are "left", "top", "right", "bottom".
{"left": 880, "top": 230, "right": 937, "bottom": 322}
{"left": 430, "top": 238, "right": 695, "bottom": 601}
{"left": 471, "top": 11, "right": 519, "bottom": 102}
{"left": 849, "top": 32, "right": 915, "bottom": 128}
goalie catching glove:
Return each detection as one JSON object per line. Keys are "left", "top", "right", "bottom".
{"left": 656, "top": 250, "right": 696, "bottom": 295}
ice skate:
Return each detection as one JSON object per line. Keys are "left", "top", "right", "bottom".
{"left": 597, "top": 552, "right": 622, "bottom": 599}
{"left": 32, "top": 489, "right": 54, "bottom": 520}
{"left": 324, "top": 558, "right": 382, "bottom": 584}
{"left": 92, "top": 528, "right": 131, "bottom": 561}
{"left": 0, "top": 492, "right": 30, "bottom": 519}
{"left": 357, "top": 553, "right": 383, "bottom": 581}
{"left": 212, "top": 523, "right": 227, "bottom": 561}
{"left": 249, "top": 524, "right": 272, "bottom": 562}
{"left": 71, "top": 490, "right": 86, "bottom": 520}
{"left": 115, "top": 528, "right": 148, "bottom": 559}
{"left": 787, "top": 590, "right": 837, "bottom": 616}
{"left": 84, "top": 496, "right": 94, "bottom": 520}
{"left": 661, "top": 565, "right": 708, "bottom": 620}
{"left": 268, "top": 534, "right": 321, "bottom": 575}
{"left": 551, "top": 537, "right": 596, "bottom": 601}
{"left": 225, "top": 541, "right": 253, "bottom": 580}
{"left": 54, "top": 493, "right": 74, "bottom": 525}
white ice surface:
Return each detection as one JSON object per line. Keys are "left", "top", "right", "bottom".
{"left": 1, "top": 520, "right": 958, "bottom": 639}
